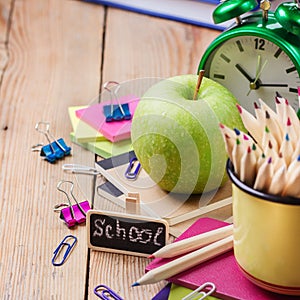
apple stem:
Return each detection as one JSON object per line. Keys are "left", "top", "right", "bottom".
{"left": 193, "top": 70, "right": 205, "bottom": 100}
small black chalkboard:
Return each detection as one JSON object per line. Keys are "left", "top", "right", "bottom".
{"left": 87, "top": 210, "right": 169, "bottom": 257}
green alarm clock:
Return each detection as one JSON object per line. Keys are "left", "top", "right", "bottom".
{"left": 199, "top": 0, "right": 300, "bottom": 114}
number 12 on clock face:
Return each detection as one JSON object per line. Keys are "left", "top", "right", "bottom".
{"left": 201, "top": 36, "right": 300, "bottom": 114}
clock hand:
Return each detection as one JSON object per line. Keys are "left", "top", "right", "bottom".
{"left": 259, "top": 83, "right": 288, "bottom": 87}
{"left": 235, "top": 64, "right": 254, "bottom": 82}
{"left": 247, "top": 59, "right": 268, "bottom": 95}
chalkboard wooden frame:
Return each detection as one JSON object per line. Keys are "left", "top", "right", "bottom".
{"left": 87, "top": 210, "right": 169, "bottom": 257}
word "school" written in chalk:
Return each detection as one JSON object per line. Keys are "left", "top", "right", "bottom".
{"left": 87, "top": 211, "right": 169, "bottom": 256}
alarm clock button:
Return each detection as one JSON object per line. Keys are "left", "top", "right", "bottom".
{"left": 213, "top": 0, "right": 258, "bottom": 24}
{"left": 275, "top": 2, "right": 300, "bottom": 36}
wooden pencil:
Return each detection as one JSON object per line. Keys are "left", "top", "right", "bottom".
{"left": 297, "top": 87, "right": 300, "bottom": 119}
{"left": 254, "top": 157, "right": 273, "bottom": 191}
{"left": 279, "top": 133, "right": 293, "bottom": 166}
{"left": 232, "top": 138, "right": 244, "bottom": 176}
{"left": 253, "top": 101, "right": 264, "bottom": 123}
{"left": 149, "top": 224, "right": 233, "bottom": 259}
{"left": 262, "top": 126, "right": 278, "bottom": 154}
{"left": 240, "top": 146, "right": 256, "bottom": 187}
{"left": 285, "top": 117, "right": 298, "bottom": 148}
{"left": 264, "top": 110, "right": 282, "bottom": 144}
{"left": 268, "top": 164, "right": 286, "bottom": 195}
{"left": 282, "top": 158, "right": 300, "bottom": 197}
{"left": 258, "top": 97, "right": 283, "bottom": 133}
{"left": 275, "top": 92, "right": 285, "bottom": 123}
{"left": 132, "top": 235, "right": 233, "bottom": 286}
{"left": 236, "top": 104, "right": 262, "bottom": 143}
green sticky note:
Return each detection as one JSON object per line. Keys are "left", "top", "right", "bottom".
{"left": 70, "top": 132, "right": 132, "bottom": 159}
{"left": 168, "top": 283, "right": 220, "bottom": 300}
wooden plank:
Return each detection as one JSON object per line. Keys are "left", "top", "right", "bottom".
{"left": 0, "top": 0, "right": 104, "bottom": 299}
{"left": 102, "top": 8, "right": 220, "bottom": 83}
{"left": 0, "top": 0, "right": 13, "bottom": 77}
{"left": 89, "top": 8, "right": 220, "bottom": 299}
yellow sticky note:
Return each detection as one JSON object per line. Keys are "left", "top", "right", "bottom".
{"left": 68, "top": 106, "right": 106, "bottom": 143}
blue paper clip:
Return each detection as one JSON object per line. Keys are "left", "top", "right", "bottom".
{"left": 35, "top": 121, "right": 71, "bottom": 163}
{"left": 52, "top": 235, "right": 77, "bottom": 266}
{"left": 94, "top": 284, "right": 124, "bottom": 300}
{"left": 125, "top": 157, "right": 141, "bottom": 180}
{"left": 103, "top": 81, "right": 131, "bottom": 122}
{"left": 182, "top": 282, "right": 216, "bottom": 300}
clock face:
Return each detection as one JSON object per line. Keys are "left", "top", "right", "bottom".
{"left": 203, "top": 36, "right": 300, "bottom": 114}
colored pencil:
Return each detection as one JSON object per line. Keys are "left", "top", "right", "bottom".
{"left": 253, "top": 101, "right": 264, "bottom": 123}
{"left": 148, "top": 224, "right": 233, "bottom": 259}
{"left": 132, "top": 235, "right": 233, "bottom": 286}
{"left": 232, "top": 138, "right": 244, "bottom": 176}
{"left": 236, "top": 104, "right": 262, "bottom": 143}
{"left": 279, "top": 133, "right": 293, "bottom": 166}
{"left": 297, "top": 87, "right": 300, "bottom": 119}
{"left": 262, "top": 126, "right": 278, "bottom": 154}
{"left": 275, "top": 92, "right": 285, "bottom": 123}
{"left": 222, "top": 97, "right": 300, "bottom": 197}
{"left": 268, "top": 164, "right": 286, "bottom": 195}
{"left": 258, "top": 98, "right": 282, "bottom": 129}
{"left": 264, "top": 110, "right": 282, "bottom": 144}
{"left": 240, "top": 146, "right": 256, "bottom": 187}
{"left": 254, "top": 157, "right": 273, "bottom": 191}
{"left": 282, "top": 157, "right": 300, "bottom": 197}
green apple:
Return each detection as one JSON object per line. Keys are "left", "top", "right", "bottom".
{"left": 131, "top": 74, "right": 245, "bottom": 194}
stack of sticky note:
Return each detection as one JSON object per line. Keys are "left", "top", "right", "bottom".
{"left": 68, "top": 95, "right": 139, "bottom": 158}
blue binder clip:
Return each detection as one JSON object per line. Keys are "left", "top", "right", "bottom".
{"left": 103, "top": 81, "right": 131, "bottom": 122}
{"left": 35, "top": 121, "right": 71, "bottom": 163}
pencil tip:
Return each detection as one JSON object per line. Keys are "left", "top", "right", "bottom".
{"left": 233, "top": 128, "right": 240, "bottom": 135}
{"left": 131, "top": 282, "right": 140, "bottom": 287}
{"left": 236, "top": 104, "right": 242, "bottom": 114}
{"left": 148, "top": 255, "right": 155, "bottom": 259}
{"left": 275, "top": 91, "right": 282, "bottom": 98}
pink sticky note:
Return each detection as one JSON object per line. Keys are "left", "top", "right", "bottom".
{"left": 76, "top": 95, "right": 139, "bottom": 142}
{"left": 146, "top": 218, "right": 294, "bottom": 300}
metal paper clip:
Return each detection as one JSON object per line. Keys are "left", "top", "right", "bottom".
{"left": 94, "top": 284, "right": 124, "bottom": 300}
{"left": 103, "top": 81, "right": 131, "bottom": 122}
{"left": 125, "top": 157, "right": 141, "bottom": 180}
{"left": 56, "top": 180, "right": 91, "bottom": 227}
{"left": 62, "top": 164, "right": 100, "bottom": 175}
{"left": 35, "top": 121, "right": 71, "bottom": 163}
{"left": 52, "top": 235, "right": 77, "bottom": 266}
{"left": 182, "top": 282, "right": 216, "bottom": 300}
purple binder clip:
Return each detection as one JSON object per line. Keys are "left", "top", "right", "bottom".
{"left": 56, "top": 180, "right": 90, "bottom": 228}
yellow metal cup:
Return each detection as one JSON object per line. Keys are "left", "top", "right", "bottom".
{"left": 227, "top": 160, "right": 300, "bottom": 295}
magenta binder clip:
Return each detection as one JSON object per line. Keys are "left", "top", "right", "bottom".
{"left": 56, "top": 180, "right": 91, "bottom": 227}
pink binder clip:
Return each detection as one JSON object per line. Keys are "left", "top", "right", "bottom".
{"left": 56, "top": 180, "right": 91, "bottom": 228}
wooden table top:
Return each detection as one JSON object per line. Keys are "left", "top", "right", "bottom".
{"left": 0, "top": 1, "right": 228, "bottom": 299}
